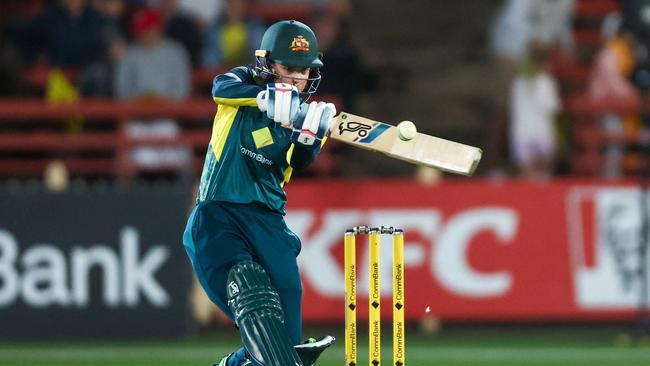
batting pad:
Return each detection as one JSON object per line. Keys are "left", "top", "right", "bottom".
{"left": 227, "top": 261, "right": 304, "bottom": 366}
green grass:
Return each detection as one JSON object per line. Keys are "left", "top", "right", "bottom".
{"left": 2, "top": 325, "right": 650, "bottom": 366}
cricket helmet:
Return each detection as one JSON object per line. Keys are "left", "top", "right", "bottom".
{"left": 255, "top": 20, "right": 322, "bottom": 98}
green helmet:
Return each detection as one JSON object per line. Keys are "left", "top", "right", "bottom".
{"left": 256, "top": 20, "right": 323, "bottom": 69}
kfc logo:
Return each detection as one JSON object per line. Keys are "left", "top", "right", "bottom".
{"left": 567, "top": 188, "right": 650, "bottom": 308}
{"left": 287, "top": 207, "right": 518, "bottom": 300}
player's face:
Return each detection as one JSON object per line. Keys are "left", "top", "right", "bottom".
{"left": 271, "top": 64, "right": 310, "bottom": 92}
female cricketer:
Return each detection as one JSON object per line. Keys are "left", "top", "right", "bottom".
{"left": 182, "top": 20, "right": 336, "bottom": 366}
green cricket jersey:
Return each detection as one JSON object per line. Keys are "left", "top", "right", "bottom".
{"left": 197, "top": 66, "right": 322, "bottom": 214}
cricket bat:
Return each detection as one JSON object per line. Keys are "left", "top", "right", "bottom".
{"left": 329, "top": 112, "right": 482, "bottom": 176}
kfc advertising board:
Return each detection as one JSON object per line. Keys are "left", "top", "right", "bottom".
{"left": 285, "top": 179, "right": 650, "bottom": 321}
{"left": 1, "top": 178, "right": 648, "bottom": 335}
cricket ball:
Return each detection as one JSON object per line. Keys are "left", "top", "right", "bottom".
{"left": 397, "top": 120, "right": 417, "bottom": 141}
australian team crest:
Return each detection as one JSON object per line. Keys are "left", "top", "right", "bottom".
{"left": 290, "top": 35, "right": 310, "bottom": 52}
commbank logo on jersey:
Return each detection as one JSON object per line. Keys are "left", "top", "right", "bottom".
{"left": 240, "top": 146, "right": 273, "bottom": 166}
{"left": 290, "top": 35, "right": 310, "bottom": 52}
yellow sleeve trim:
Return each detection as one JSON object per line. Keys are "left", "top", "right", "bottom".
{"left": 286, "top": 143, "right": 296, "bottom": 165}
{"left": 210, "top": 105, "right": 239, "bottom": 160}
{"left": 281, "top": 167, "right": 293, "bottom": 187}
{"left": 282, "top": 144, "right": 297, "bottom": 187}
{"left": 213, "top": 96, "right": 258, "bottom": 107}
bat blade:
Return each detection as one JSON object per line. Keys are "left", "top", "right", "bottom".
{"left": 329, "top": 112, "right": 482, "bottom": 176}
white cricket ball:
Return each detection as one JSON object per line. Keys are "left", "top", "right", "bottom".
{"left": 397, "top": 120, "right": 417, "bottom": 141}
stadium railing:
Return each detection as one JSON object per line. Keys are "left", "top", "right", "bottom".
{"left": 567, "top": 94, "right": 645, "bottom": 175}
{"left": 0, "top": 95, "right": 343, "bottom": 182}
{"left": 0, "top": 99, "right": 214, "bottom": 182}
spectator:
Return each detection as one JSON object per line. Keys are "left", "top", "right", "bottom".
{"left": 489, "top": 0, "right": 533, "bottom": 64}
{"left": 311, "top": 10, "right": 369, "bottom": 111}
{"left": 114, "top": 7, "right": 192, "bottom": 171}
{"left": 487, "top": 0, "right": 573, "bottom": 176}
{"left": 80, "top": 0, "right": 128, "bottom": 97}
{"left": 40, "top": 0, "right": 111, "bottom": 131}
{"left": 31, "top": 0, "right": 109, "bottom": 67}
{"left": 489, "top": 0, "right": 574, "bottom": 102}
{"left": 201, "top": 0, "right": 264, "bottom": 68}
{"left": 115, "top": 7, "right": 190, "bottom": 100}
{"left": 589, "top": 14, "right": 639, "bottom": 101}
{"left": 589, "top": 12, "right": 641, "bottom": 177}
{"left": 303, "top": 9, "right": 371, "bottom": 178}
{"left": 488, "top": 0, "right": 534, "bottom": 175}
{"left": 158, "top": 0, "right": 204, "bottom": 66}
{"left": 489, "top": 0, "right": 574, "bottom": 63}
{"left": 79, "top": 34, "right": 126, "bottom": 97}
{"left": 2, "top": 1, "right": 44, "bottom": 70}
{"left": 509, "top": 45, "right": 561, "bottom": 179}
{"left": 0, "top": 12, "right": 21, "bottom": 96}
{"left": 528, "top": 0, "right": 575, "bottom": 56}
{"left": 175, "top": 0, "right": 223, "bottom": 27}
{"left": 91, "top": 0, "right": 128, "bottom": 39}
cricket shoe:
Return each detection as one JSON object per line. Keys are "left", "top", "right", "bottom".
{"left": 294, "top": 335, "right": 336, "bottom": 366}
{"left": 214, "top": 353, "right": 251, "bottom": 366}
{"left": 214, "top": 336, "right": 334, "bottom": 366}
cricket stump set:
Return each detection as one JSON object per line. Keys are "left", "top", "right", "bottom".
{"left": 344, "top": 226, "right": 405, "bottom": 366}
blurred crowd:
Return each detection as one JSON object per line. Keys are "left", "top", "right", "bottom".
{"left": 488, "top": 0, "right": 572, "bottom": 179}
{"left": 488, "top": 0, "right": 650, "bottom": 180}
{"left": 4, "top": 0, "right": 650, "bottom": 182}
{"left": 0, "top": 0, "right": 370, "bottom": 178}
{"left": 0, "top": 0, "right": 355, "bottom": 98}
{"left": 587, "top": 2, "right": 650, "bottom": 179}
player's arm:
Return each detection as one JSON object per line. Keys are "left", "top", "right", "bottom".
{"left": 212, "top": 67, "right": 264, "bottom": 107}
{"left": 289, "top": 141, "right": 324, "bottom": 171}
{"left": 214, "top": 67, "right": 301, "bottom": 127}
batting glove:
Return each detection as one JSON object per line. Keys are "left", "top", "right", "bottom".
{"left": 291, "top": 101, "right": 337, "bottom": 148}
{"left": 256, "top": 83, "right": 301, "bottom": 127}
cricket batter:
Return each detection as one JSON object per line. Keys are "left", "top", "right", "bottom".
{"left": 183, "top": 20, "right": 336, "bottom": 366}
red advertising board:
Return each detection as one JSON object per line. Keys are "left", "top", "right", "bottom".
{"left": 284, "top": 179, "right": 649, "bottom": 321}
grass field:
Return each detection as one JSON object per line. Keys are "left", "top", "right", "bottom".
{"left": 2, "top": 325, "right": 650, "bottom": 366}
